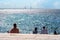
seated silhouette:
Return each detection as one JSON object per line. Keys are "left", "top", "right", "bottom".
{"left": 54, "top": 31, "right": 57, "bottom": 35}
{"left": 9, "top": 23, "right": 19, "bottom": 33}
{"left": 41, "top": 26, "right": 48, "bottom": 34}
{"left": 33, "top": 27, "right": 38, "bottom": 34}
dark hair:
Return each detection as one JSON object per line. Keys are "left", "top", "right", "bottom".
{"left": 13, "top": 23, "right": 17, "bottom": 28}
{"left": 43, "top": 26, "right": 45, "bottom": 29}
{"left": 35, "top": 27, "right": 37, "bottom": 30}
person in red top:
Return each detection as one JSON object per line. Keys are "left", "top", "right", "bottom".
{"left": 9, "top": 23, "right": 19, "bottom": 33}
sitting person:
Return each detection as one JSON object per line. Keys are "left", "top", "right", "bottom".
{"left": 8, "top": 23, "right": 19, "bottom": 33}
{"left": 54, "top": 30, "right": 57, "bottom": 35}
{"left": 33, "top": 27, "right": 38, "bottom": 34}
{"left": 41, "top": 26, "right": 48, "bottom": 34}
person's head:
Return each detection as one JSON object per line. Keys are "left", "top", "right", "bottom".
{"left": 35, "top": 27, "right": 37, "bottom": 31}
{"left": 13, "top": 23, "right": 17, "bottom": 28}
{"left": 43, "top": 26, "right": 45, "bottom": 29}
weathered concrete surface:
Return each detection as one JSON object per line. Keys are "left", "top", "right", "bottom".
{"left": 0, "top": 33, "right": 60, "bottom": 40}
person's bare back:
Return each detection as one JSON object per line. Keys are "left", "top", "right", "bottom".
{"left": 10, "top": 28, "right": 19, "bottom": 33}
{"left": 9, "top": 23, "right": 19, "bottom": 33}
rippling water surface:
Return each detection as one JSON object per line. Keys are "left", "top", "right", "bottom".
{"left": 0, "top": 12, "right": 60, "bottom": 34}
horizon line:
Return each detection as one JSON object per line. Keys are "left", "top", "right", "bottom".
{"left": 0, "top": 8, "right": 60, "bottom": 10}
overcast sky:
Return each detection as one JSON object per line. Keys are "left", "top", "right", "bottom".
{"left": 0, "top": 0, "right": 60, "bottom": 9}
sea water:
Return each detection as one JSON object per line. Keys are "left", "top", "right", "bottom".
{"left": 0, "top": 12, "right": 60, "bottom": 34}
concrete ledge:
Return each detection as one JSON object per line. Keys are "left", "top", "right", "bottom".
{"left": 0, "top": 33, "right": 60, "bottom": 40}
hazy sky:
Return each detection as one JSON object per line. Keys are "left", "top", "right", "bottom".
{"left": 0, "top": 0, "right": 60, "bottom": 9}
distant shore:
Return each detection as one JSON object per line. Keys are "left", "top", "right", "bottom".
{"left": 0, "top": 8, "right": 60, "bottom": 14}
